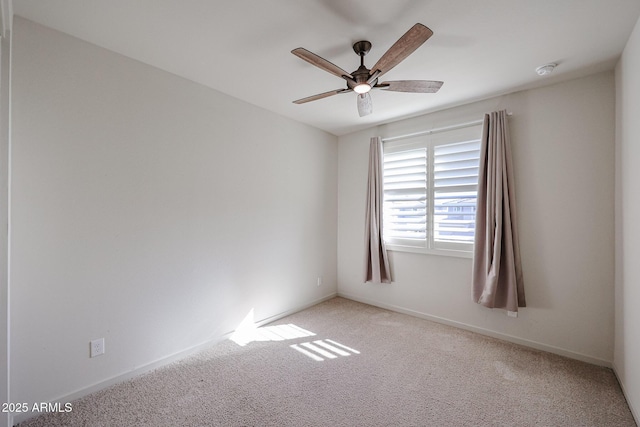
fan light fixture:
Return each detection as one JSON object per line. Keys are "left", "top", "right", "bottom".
{"left": 354, "top": 83, "right": 371, "bottom": 94}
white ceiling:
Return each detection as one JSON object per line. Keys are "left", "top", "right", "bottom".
{"left": 12, "top": 0, "right": 640, "bottom": 136}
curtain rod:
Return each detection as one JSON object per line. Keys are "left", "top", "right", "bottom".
{"left": 381, "top": 112, "right": 512, "bottom": 143}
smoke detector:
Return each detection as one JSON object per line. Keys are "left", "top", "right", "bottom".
{"left": 535, "top": 63, "right": 557, "bottom": 76}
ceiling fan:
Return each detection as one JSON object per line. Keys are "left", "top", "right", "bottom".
{"left": 291, "top": 23, "right": 443, "bottom": 117}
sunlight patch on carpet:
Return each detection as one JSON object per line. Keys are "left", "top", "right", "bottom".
{"left": 230, "top": 309, "right": 316, "bottom": 346}
{"left": 290, "top": 339, "right": 360, "bottom": 361}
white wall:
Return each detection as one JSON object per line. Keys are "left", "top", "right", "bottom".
{"left": 0, "top": 28, "right": 11, "bottom": 427}
{"left": 10, "top": 16, "right": 338, "bottom": 411}
{"left": 615, "top": 14, "right": 640, "bottom": 422}
{"left": 338, "top": 71, "right": 616, "bottom": 365}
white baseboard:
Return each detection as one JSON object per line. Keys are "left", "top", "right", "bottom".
{"left": 252, "top": 293, "right": 337, "bottom": 329}
{"left": 612, "top": 362, "right": 640, "bottom": 425}
{"left": 337, "top": 292, "right": 612, "bottom": 368}
{"left": 12, "top": 292, "right": 338, "bottom": 425}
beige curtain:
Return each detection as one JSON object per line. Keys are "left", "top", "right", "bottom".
{"left": 364, "top": 137, "right": 391, "bottom": 283}
{"left": 472, "top": 110, "right": 525, "bottom": 313}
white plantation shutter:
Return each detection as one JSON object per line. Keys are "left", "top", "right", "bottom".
{"left": 433, "top": 139, "right": 481, "bottom": 248}
{"left": 383, "top": 147, "right": 427, "bottom": 244}
{"left": 382, "top": 124, "right": 482, "bottom": 255}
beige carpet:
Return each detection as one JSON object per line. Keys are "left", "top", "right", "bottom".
{"left": 18, "top": 297, "right": 636, "bottom": 426}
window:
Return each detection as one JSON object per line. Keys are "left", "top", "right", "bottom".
{"left": 382, "top": 125, "right": 482, "bottom": 257}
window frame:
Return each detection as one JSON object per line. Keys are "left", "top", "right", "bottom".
{"left": 382, "top": 125, "right": 482, "bottom": 258}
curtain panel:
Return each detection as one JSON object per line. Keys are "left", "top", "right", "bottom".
{"left": 472, "top": 110, "right": 525, "bottom": 313}
{"left": 364, "top": 137, "right": 392, "bottom": 283}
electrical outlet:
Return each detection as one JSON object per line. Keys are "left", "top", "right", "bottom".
{"left": 317, "top": 276, "right": 323, "bottom": 287}
{"left": 90, "top": 338, "right": 105, "bottom": 358}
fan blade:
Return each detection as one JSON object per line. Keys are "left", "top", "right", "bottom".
{"left": 293, "top": 88, "right": 351, "bottom": 104}
{"left": 366, "top": 70, "right": 382, "bottom": 86}
{"left": 378, "top": 80, "right": 443, "bottom": 93}
{"left": 292, "top": 48, "right": 354, "bottom": 80}
{"left": 357, "top": 93, "right": 372, "bottom": 117}
{"left": 370, "top": 24, "right": 433, "bottom": 77}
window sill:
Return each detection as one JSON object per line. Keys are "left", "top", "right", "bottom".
{"left": 385, "top": 243, "right": 473, "bottom": 259}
